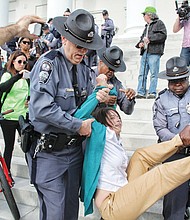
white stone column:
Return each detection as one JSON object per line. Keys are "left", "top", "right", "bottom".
{"left": 0, "top": 0, "right": 8, "bottom": 27}
{"left": 47, "top": 0, "right": 73, "bottom": 18}
{"left": 124, "top": 0, "right": 155, "bottom": 37}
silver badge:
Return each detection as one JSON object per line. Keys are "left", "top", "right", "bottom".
{"left": 88, "top": 31, "right": 94, "bottom": 38}
{"left": 42, "top": 62, "right": 51, "bottom": 71}
{"left": 39, "top": 71, "right": 50, "bottom": 83}
{"left": 173, "top": 67, "right": 179, "bottom": 72}
{"left": 116, "top": 59, "right": 121, "bottom": 64}
{"left": 186, "top": 103, "right": 190, "bottom": 114}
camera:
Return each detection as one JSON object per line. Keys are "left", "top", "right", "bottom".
{"left": 175, "top": 0, "right": 190, "bottom": 20}
{"left": 33, "top": 23, "right": 48, "bottom": 36}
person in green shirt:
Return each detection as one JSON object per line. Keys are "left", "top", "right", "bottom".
{"left": 0, "top": 50, "right": 29, "bottom": 183}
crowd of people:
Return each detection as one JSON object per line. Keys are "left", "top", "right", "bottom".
{"left": 0, "top": 3, "right": 190, "bottom": 220}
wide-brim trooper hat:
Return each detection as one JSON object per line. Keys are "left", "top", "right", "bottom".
{"left": 97, "top": 46, "right": 126, "bottom": 72}
{"left": 158, "top": 56, "right": 190, "bottom": 80}
{"left": 53, "top": 9, "right": 103, "bottom": 50}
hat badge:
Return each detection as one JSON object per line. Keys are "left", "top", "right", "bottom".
{"left": 173, "top": 67, "right": 179, "bottom": 72}
{"left": 88, "top": 31, "right": 94, "bottom": 38}
{"left": 116, "top": 59, "right": 121, "bottom": 64}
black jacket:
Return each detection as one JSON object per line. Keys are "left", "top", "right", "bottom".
{"left": 136, "top": 18, "right": 167, "bottom": 56}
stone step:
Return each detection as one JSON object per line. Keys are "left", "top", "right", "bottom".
{"left": 113, "top": 35, "right": 182, "bottom": 55}
{"left": 121, "top": 133, "right": 158, "bottom": 151}
{"left": 11, "top": 156, "right": 29, "bottom": 179}
{"left": 0, "top": 176, "right": 39, "bottom": 207}
{"left": 0, "top": 199, "right": 38, "bottom": 220}
{"left": 122, "top": 120, "right": 156, "bottom": 135}
{"left": 3, "top": 161, "right": 164, "bottom": 220}
{"left": 79, "top": 199, "right": 163, "bottom": 220}
{"left": 0, "top": 197, "right": 164, "bottom": 220}
{"left": 122, "top": 109, "right": 153, "bottom": 121}
{"left": 12, "top": 144, "right": 25, "bottom": 158}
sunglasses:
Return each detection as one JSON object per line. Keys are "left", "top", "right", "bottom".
{"left": 22, "top": 41, "right": 30, "bottom": 45}
{"left": 16, "top": 60, "right": 27, "bottom": 65}
{"left": 75, "top": 44, "right": 86, "bottom": 50}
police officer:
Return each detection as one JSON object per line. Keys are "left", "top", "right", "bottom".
{"left": 101, "top": 10, "right": 115, "bottom": 48}
{"left": 26, "top": 9, "right": 109, "bottom": 220}
{"left": 39, "top": 23, "right": 54, "bottom": 53}
{"left": 95, "top": 45, "right": 136, "bottom": 114}
{"left": 153, "top": 56, "right": 190, "bottom": 220}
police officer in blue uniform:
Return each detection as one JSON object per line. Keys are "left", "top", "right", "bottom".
{"left": 101, "top": 10, "right": 115, "bottom": 48}
{"left": 26, "top": 9, "right": 109, "bottom": 220}
{"left": 95, "top": 45, "right": 136, "bottom": 114}
{"left": 153, "top": 56, "right": 190, "bottom": 220}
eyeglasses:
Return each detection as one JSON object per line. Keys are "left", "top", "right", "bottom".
{"left": 17, "top": 60, "right": 27, "bottom": 65}
{"left": 22, "top": 41, "right": 30, "bottom": 45}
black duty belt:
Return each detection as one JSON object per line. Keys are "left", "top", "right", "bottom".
{"left": 179, "top": 147, "right": 190, "bottom": 156}
{"left": 33, "top": 131, "right": 86, "bottom": 152}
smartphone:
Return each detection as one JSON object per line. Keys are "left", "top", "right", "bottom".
{"left": 33, "top": 23, "right": 43, "bottom": 36}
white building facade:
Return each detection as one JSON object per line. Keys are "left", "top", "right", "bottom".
{"left": 0, "top": 0, "right": 184, "bottom": 38}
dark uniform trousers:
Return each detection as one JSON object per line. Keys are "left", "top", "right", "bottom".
{"left": 26, "top": 141, "right": 83, "bottom": 220}
{"left": 163, "top": 153, "right": 189, "bottom": 220}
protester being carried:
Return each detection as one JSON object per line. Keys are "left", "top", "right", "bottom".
{"left": 74, "top": 85, "right": 190, "bottom": 219}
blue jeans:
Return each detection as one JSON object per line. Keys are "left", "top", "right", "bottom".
{"left": 180, "top": 47, "right": 190, "bottom": 66}
{"left": 137, "top": 52, "right": 161, "bottom": 96}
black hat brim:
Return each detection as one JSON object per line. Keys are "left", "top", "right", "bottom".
{"left": 158, "top": 68, "right": 190, "bottom": 80}
{"left": 97, "top": 47, "right": 126, "bottom": 72}
{"left": 53, "top": 16, "right": 103, "bottom": 50}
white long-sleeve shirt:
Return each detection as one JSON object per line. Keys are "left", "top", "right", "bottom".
{"left": 97, "top": 127, "right": 129, "bottom": 192}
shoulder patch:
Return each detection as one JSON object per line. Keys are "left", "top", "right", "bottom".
{"left": 39, "top": 61, "right": 52, "bottom": 84}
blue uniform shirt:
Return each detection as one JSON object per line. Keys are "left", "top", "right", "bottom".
{"left": 29, "top": 47, "right": 93, "bottom": 135}
{"left": 153, "top": 87, "right": 190, "bottom": 141}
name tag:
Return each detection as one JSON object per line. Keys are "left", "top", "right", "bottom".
{"left": 66, "top": 88, "right": 74, "bottom": 92}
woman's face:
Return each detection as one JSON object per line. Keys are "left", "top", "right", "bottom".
{"left": 106, "top": 110, "right": 122, "bottom": 135}
{"left": 20, "top": 38, "right": 31, "bottom": 50}
{"left": 12, "top": 55, "right": 27, "bottom": 72}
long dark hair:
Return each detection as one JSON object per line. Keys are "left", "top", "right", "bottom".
{"left": 92, "top": 107, "right": 121, "bottom": 127}
{"left": 6, "top": 50, "right": 27, "bottom": 75}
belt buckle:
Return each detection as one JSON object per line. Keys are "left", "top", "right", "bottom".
{"left": 67, "top": 138, "right": 76, "bottom": 146}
